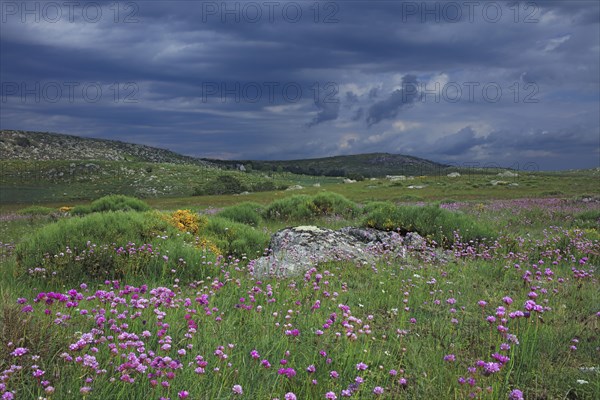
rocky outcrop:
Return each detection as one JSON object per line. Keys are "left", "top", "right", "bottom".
{"left": 0, "top": 130, "right": 214, "bottom": 165}
{"left": 250, "top": 226, "right": 415, "bottom": 279}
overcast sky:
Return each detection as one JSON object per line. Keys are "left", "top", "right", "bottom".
{"left": 1, "top": 0, "right": 599, "bottom": 170}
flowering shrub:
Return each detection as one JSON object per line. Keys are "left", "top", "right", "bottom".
{"left": 166, "top": 209, "right": 206, "bottom": 235}
{"left": 195, "top": 236, "right": 222, "bottom": 257}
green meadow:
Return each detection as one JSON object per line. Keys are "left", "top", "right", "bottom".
{"left": 0, "top": 169, "right": 598, "bottom": 399}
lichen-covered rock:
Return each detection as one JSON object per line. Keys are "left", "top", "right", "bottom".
{"left": 403, "top": 232, "right": 426, "bottom": 250}
{"left": 250, "top": 226, "right": 405, "bottom": 279}
{"left": 338, "top": 227, "right": 403, "bottom": 249}
{"left": 251, "top": 226, "right": 371, "bottom": 278}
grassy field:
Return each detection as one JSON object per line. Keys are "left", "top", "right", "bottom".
{"left": 0, "top": 175, "right": 598, "bottom": 399}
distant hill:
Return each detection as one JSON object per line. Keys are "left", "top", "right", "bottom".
{"left": 0, "top": 130, "right": 213, "bottom": 166}
{"left": 1, "top": 130, "right": 447, "bottom": 177}
{"left": 208, "top": 153, "right": 449, "bottom": 178}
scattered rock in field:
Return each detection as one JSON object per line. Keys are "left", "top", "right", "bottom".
{"left": 339, "top": 227, "right": 404, "bottom": 249}
{"left": 386, "top": 175, "right": 406, "bottom": 181}
{"left": 343, "top": 179, "right": 357, "bottom": 184}
{"left": 447, "top": 172, "right": 461, "bottom": 178}
{"left": 403, "top": 232, "right": 426, "bottom": 249}
{"left": 251, "top": 226, "right": 411, "bottom": 278}
{"left": 490, "top": 180, "right": 508, "bottom": 186}
{"left": 407, "top": 185, "right": 426, "bottom": 189}
{"left": 251, "top": 226, "right": 372, "bottom": 278}
{"left": 286, "top": 185, "right": 304, "bottom": 191}
{"left": 497, "top": 171, "right": 518, "bottom": 178}
{"left": 313, "top": 183, "right": 321, "bottom": 187}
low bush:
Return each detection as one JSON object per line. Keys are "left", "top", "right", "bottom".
{"left": 263, "top": 192, "right": 358, "bottom": 222}
{"left": 362, "top": 202, "right": 496, "bottom": 246}
{"left": 165, "top": 209, "right": 207, "bottom": 234}
{"left": 217, "top": 202, "right": 264, "bottom": 226}
{"left": 262, "top": 195, "right": 315, "bottom": 221}
{"left": 194, "top": 175, "right": 248, "bottom": 195}
{"left": 573, "top": 209, "right": 600, "bottom": 229}
{"left": 72, "top": 195, "right": 150, "bottom": 215}
{"left": 309, "top": 192, "right": 358, "bottom": 218}
{"left": 16, "top": 206, "right": 56, "bottom": 216}
{"left": 251, "top": 181, "right": 277, "bottom": 192}
{"left": 71, "top": 204, "right": 92, "bottom": 215}
{"left": 14, "top": 211, "right": 217, "bottom": 283}
{"left": 205, "top": 216, "right": 270, "bottom": 257}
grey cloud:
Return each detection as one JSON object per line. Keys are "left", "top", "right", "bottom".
{"left": 368, "top": 87, "right": 379, "bottom": 99}
{"left": 352, "top": 108, "right": 364, "bottom": 121}
{"left": 366, "top": 75, "right": 421, "bottom": 126}
{"left": 307, "top": 101, "right": 340, "bottom": 128}
{"left": 430, "top": 127, "right": 485, "bottom": 156}
{"left": 345, "top": 91, "right": 359, "bottom": 103}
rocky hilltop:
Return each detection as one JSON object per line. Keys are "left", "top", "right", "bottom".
{"left": 0, "top": 130, "right": 213, "bottom": 165}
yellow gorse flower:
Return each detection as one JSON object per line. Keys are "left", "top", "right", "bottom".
{"left": 164, "top": 209, "right": 206, "bottom": 235}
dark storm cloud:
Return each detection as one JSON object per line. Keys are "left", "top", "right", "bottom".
{"left": 345, "top": 91, "right": 359, "bottom": 104}
{"left": 352, "top": 108, "right": 364, "bottom": 122}
{"left": 430, "top": 126, "right": 485, "bottom": 156}
{"left": 0, "top": 0, "right": 598, "bottom": 169}
{"left": 366, "top": 75, "right": 421, "bottom": 126}
{"left": 307, "top": 100, "right": 340, "bottom": 127}
{"left": 483, "top": 126, "right": 600, "bottom": 153}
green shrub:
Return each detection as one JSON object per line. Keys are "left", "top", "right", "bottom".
{"left": 263, "top": 193, "right": 358, "bottom": 222}
{"left": 362, "top": 201, "right": 397, "bottom": 214}
{"left": 16, "top": 206, "right": 55, "bottom": 216}
{"left": 71, "top": 205, "right": 92, "bottom": 215}
{"left": 309, "top": 192, "right": 358, "bottom": 218}
{"left": 345, "top": 172, "right": 365, "bottom": 181}
{"left": 194, "top": 175, "right": 248, "bottom": 195}
{"left": 361, "top": 201, "right": 412, "bottom": 231}
{"left": 252, "top": 181, "right": 277, "bottom": 192}
{"left": 205, "top": 216, "right": 269, "bottom": 257}
{"left": 72, "top": 195, "right": 150, "bottom": 215}
{"left": 14, "top": 211, "right": 216, "bottom": 283}
{"left": 362, "top": 203, "right": 496, "bottom": 246}
{"left": 573, "top": 209, "right": 600, "bottom": 229}
{"left": 217, "top": 202, "right": 264, "bottom": 226}
{"left": 263, "top": 195, "right": 315, "bottom": 221}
